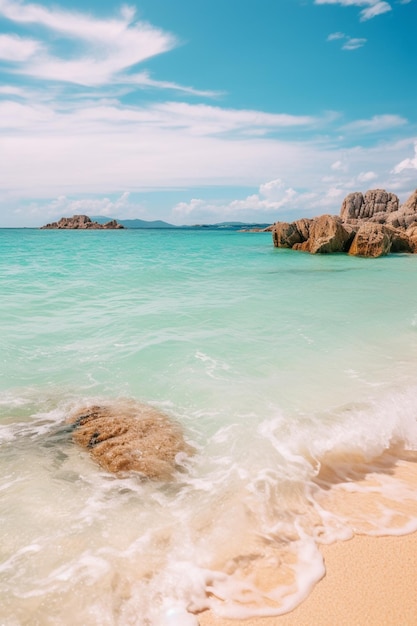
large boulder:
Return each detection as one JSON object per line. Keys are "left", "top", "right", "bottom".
{"left": 272, "top": 221, "right": 304, "bottom": 248}
{"left": 68, "top": 400, "right": 192, "bottom": 479}
{"left": 348, "top": 223, "right": 392, "bottom": 257}
{"left": 340, "top": 192, "right": 364, "bottom": 222}
{"left": 386, "top": 189, "right": 417, "bottom": 229}
{"left": 298, "top": 214, "right": 353, "bottom": 254}
{"left": 294, "top": 217, "right": 312, "bottom": 242}
{"left": 340, "top": 189, "right": 399, "bottom": 222}
{"left": 406, "top": 225, "right": 417, "bottom": 253}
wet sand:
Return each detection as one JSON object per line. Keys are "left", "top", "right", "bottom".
{"left": 199, "top": 451, "right": 417, "bottom": 626}
{"left": 199, "top": 530, "right": 417, "bottom": 626}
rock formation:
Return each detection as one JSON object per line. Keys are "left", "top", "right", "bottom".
{"left": 67, "top": 400, "right": 192, "bottom": 479}
{"left": 40, "top": 215, "right": 124, "bottom": 229}
{"left": 272, "top": 188, "right": 417, "bottom": 257}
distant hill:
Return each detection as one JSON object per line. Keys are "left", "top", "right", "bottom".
{"left": 91, "top": 216, "right": 175, "bottom": 229}
{"left": 91, "top": 216, "right": 271, "bottom": 230}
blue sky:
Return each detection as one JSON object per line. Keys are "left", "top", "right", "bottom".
{"left": 0, "top": 0, "right": 416, "bottom": 226}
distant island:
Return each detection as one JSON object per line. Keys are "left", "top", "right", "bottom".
{"left": 40, "top": 215, "right": 124, "bottom": 229}
{"left": 40, "top": 214, "right": 272, "bottom": 231}
{"left": 91, "top": 216, "right": 272, "bottom": 231}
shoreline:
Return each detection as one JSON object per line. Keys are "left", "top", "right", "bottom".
{"left": 199, "top": 530, "right": 417, "bottom": 626}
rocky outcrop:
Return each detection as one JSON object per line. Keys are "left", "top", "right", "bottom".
{"left": 68, "top": 400, "right": 192, "bottom": 479}
{"left": 40, "top": 215, "right": 124, "bottom": 229}
{"left": 272, "top": 188, "right": 417, "bottom": 257}
{"left": 340, "top": 189, "right": 399, "bottom": 223}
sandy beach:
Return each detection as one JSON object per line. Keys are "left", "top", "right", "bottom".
{"left": 199, "top": 450, "right": 417, "bottom": 626}
{"left": 199, "top": 530, "right": 417, "bottom": 626}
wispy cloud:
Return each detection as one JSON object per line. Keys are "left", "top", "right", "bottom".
{"left": 343, "top": 37, "right": 367, "bottom": 50}
{"left": 0, "top": 0, "right": 198, "bottom": 92}
{"left": 357, "top": 170, "right": 378, "bottom": 181}
{"left": 0, "top": 97, "right": 323, "bottom": 136}
{"left": 327, "top": 32, "right": 367, "bottom": 49}
{"left": 316, "top": 0, "right": 392, "bottom": 21}
{"left": 392, "top": 142, "right": 417, "bottom": 174}
{"left": 341, "top": 114, "right": 408, "bottom": 133}
{"left": 327, "top": 32, "right": 345, "bottom": 41}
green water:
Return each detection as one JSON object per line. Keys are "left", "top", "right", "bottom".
{"left": 1, "top": 228, "right": 417, "bottom": 624}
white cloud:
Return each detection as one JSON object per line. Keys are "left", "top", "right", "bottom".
{"left": 331, "top": 160, "right": 348, "bottom": 171}
{"left": 23, "top": 192, "right": 133, "bottom": 221}
{"left": 342, "top": 37, "right": 367, "bottom": 50}
{"left": 357, "top": 170, "right": 377, "bottom": 182}
{"left": 392, "top": 142, "right": 417, "bottom": 174}
{"left": 0, "top": 85, "right": 30, "bottom": 96}
{"left": 173, "top": 180, "right": 299, "bottom": 220}
{"left": 327, "top": 32, "right": 366, "bottom": 50}
{"left": 327, "top": 32, "right": 345, "bottom": 40}
{"left": 342, "top": 114, "right": 407, "bottom": 133}
{"left": 5, "top": 137, "right": 416, "bottom": 225}
{"left": 0, "top": 0, "right": 179, "bottom": 88}
{"left": 150, "top": 102, "right": 318, "bottom": 135}
{"left": 0, "top": 98, "right": 321, "bottom": 138}
{"left": 360, "top": 1, "right": 392, "bottom": 19}
{"left": 0, "top": 33, "right": 41, "bottom": 61}
{"left": 315, "top": 0, "right": 392, "bottom": 21}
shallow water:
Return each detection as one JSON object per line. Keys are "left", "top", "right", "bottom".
{"left": 1, "top": 228, "right": 417, "bottom": 624}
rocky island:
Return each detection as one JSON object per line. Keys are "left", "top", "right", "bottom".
{"left": 40, "top": 215, "right": 124, "bottom": 229}
{"left": 272, "top": 188, "right": 417, "bottom": 257}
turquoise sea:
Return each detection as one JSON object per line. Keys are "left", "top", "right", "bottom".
{"left": 1, "top": 228, "right": 417, "bottom": 625}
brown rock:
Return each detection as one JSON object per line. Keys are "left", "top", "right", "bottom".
{"left": 68, "top": 400, "right": 192, "bottom": 479}
{"left": 41, "top": 215, "right": 124, "bottom": 229}
{"left": 303, "top": 214, "right": 353, "bottom": 254}
{"left": 348, "top": 223, "right": 392, "bottom": 257}
{"left": 387, "top": 189, "right": 417, "bottom": 229}
{"left": 103, "top": 219, "right": 124, "bottom": 229}
{"left": 406, "top": 225, "right": 417, "bottom": 253}
{"left": 340, "top": 189, "right": 399, "bottom": 222}
{"left": 294, "top": 217, "right": 312, "bottom": 241}
{"left": 340, "top": 192, "right": 364, "bottom": 222}
{"left": 272, "top": 222, "right": 303, "bottom": 248}
{"left": 386, "top": 226, "right": 412, "bottom": 253}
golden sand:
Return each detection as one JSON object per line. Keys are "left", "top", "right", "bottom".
{"left": 199, "top": 532, "right": 417, "bottom": 626}
{"left": 199, "top": 452, "right": 417, "bottom": 626}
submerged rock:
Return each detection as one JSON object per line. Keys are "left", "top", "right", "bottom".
{"left": 40, "top": 215, "right": 124, "bottom": 229}
{"left": 272, "top": 188, "right": 417, "bottom": 257}
{"left": 68, "top": 400, "right": 192, "bottom": 479}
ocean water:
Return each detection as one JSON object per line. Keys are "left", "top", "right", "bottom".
{"left": 1, "top": 228, "right": 417, "bottom": 625}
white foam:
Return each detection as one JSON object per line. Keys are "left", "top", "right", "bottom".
{"left": 1, "top": 388, "right": 417, "bottom": 623}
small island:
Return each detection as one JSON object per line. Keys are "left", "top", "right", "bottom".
{"left": 40, "top": 215, "right": 124, "bottom": 229}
